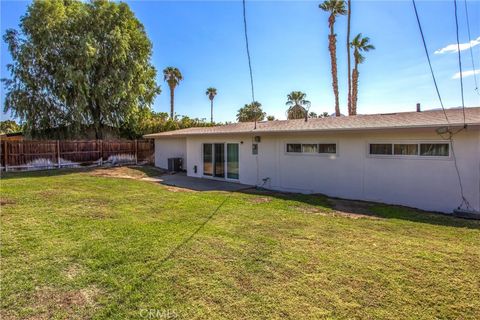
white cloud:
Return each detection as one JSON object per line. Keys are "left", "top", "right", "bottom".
{"left": 435, "top": 36, "right": 480, "bottom": 54}
{"left": 452, "top": 69, "right": 480, "bottom": 79}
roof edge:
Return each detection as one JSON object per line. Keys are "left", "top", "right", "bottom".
{"left": 143, "top": 122, "right": 478, "bottom": 139}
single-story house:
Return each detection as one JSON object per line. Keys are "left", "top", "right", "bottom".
{"left": 145, "top": 107, "right": 480, "bottom": 214}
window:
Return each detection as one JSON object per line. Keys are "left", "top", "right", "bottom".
{"left": 394, "top": 144, "right": 418, "bottom": 155}
{"left": 420, "top": 143, "right": 449, "bottom": 156}
{"left": 369, "top": 142, "right": 450, "bottom": 157}
{"left": 370, "top": 144, "right": 392, "bottom": 155}
{"left": 286, "top": 143, "right": 337, "bottom": 154}
{"left": 318, "top": 143, "right": 337, "bottom": 154}
{"left": 302, "top": 144, "right": 318, "bottom": 153}
{"left": 286, "top": 144, "right": 301, "bottom": 153}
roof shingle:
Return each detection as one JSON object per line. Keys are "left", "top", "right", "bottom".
{"left": 144, "top": 107, "right": 480, "bottom": 138}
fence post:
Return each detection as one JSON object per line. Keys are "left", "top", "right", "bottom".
{"left": 100, "top": 140, "right": 103, "bottom": 166}
{"left": 57, "top": 140, "right": 61, "bottom": 168}
{"left": 135, "top": 139, "right": 138, "bottom": 165}
{"left": 4, "top": 140, "right": 8, "bottom": 172}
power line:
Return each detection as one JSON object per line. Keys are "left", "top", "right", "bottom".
{"left": 412, "top": 0, "right": 471, "bottom": 211}
{"left": 411, "top": 0, "right": 450, "bottom": 124}
{"left": 454, "top": 0, "right": 466, "bottom": 126}
{"left": 463, "top": 0, "right": 479, "bottom": 95}
{"left": 242, "top": 0, "right": 257, "bottom": 129}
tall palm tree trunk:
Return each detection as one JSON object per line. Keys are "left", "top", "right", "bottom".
{"left": 351, "top": 66, "right": 359, "bottom": 115}
{"left": 347, "top": 0, "right": 352, "bottom": 115}
{"left": 328, "top": 33, "right": 340, "bottom": 116}
{"left": 210, "top": 100, "right": 213, "bottom": 123}
{"left": 169, "top": 85, "right": 175, "bottom": 118}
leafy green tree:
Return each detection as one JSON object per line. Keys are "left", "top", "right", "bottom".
{"left": 205, "top": 87, "right": 217, "bottom": 123}
{"left": 2, "top": 0, "right": 160, "bottom": 139}
{"left": 132, "top": 110, "right": 216, "bottom": 137}
{"left": 163, "top": 67, "right": 183, "bottom": 119}
{"left": 350, "top": 34, "right": 375, "bottom": 115}
{"left": 266, "top": 115, "right": 275, "bottom": 121}
{"left": 236, "top": 101, "right": 265, "bottom": 122}
{"left": 0, "top": 120, "right": 21, "bottom": 134}
{"left": 286, "top": 91, "right": 311, "bottom": 120}
{"left": 319, "top": 0, "right": 346, "bottom": 117}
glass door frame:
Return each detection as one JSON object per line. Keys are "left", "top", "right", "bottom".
{"left": 202, "top": 142, "right": 240, "bottom": 181}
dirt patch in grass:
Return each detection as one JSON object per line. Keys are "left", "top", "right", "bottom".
{"left": 64, "top": 264, "right": 84, "bottom": 280}
{"left": 291, "top": 205, "right": 329, "bottom": 215}
{"left": 2, "top": 285, "right": 103, "bottom": 320}
{"left": 162, "top": 185, "right": 197, "bottom": 193}
{"left": 248, "top": 197, "right": 272, "bottom": 204}
{"left": 0, "top": 198, "right": 16, "bottom": 206}
{"left": 329, "top": 198, "right": 382, "bottom": 219}
{"left": 87, "top": 166, "right": 164, "bottom": 181}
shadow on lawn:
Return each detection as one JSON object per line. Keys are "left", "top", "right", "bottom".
{"left": 2, "top": 166, "right": 479, "bottom": 229}
{"left": 239, "top": 188, "right": 480, "bottom": 230}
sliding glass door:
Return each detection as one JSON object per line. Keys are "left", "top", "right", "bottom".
{"left": 214, "top": 143, "right": 225, "bottom": 178}
{"left": 203, "top": 144, "right": 213, "bottom": 176}
{"left": 227, "top": 143, "right": 239, "bottom": 179}
{"left": 203, "top": 143, "right": 239, "bottom": 180}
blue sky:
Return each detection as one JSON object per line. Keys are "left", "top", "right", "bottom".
{"left": 1, "top": 0, "right": 479, "bottom": 123}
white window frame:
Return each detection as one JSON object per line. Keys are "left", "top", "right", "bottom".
{"left": 284, "top": 141, "right": 339, "bottom": 157}
{"left": 366, "top": 140, "right": 452, "bottom": 160}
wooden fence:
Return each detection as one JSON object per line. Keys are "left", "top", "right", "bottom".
{"left": 0, "top": 139, "right": 154, "bottom": 171}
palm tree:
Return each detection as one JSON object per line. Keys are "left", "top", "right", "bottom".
{"left": 286, "top": 91, "right": 311, "bottom": 120}
{"left": 205, "top": 87, "right": 217, "bottom": 123}
{"left": 346, "top": 0, "right": 352, "bottom": 115}
{"left": 350, "top": 34, "right": 374, "bottom": 115}
{"left": 319, "top": 0, "right": 347, "bottom": 117}
{"left": 163, "top": 67, "right": 183, "bottom": 118}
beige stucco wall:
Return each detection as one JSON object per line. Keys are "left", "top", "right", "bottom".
{"left": 154, "top": 138, "right": 186, "bottom": 169}
{"left": 155, "top": 126, "right": 480, "bottom": 213}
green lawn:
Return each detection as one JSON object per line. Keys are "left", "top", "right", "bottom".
{"left": 1, "top": 167, "right": 479, "bottom": 319}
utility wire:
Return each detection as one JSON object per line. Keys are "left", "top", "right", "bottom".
{"left": 454, "top": 0, "right": 466, "bottom": 126}
{"left": 99, "top": 197, "right": 229, "bottom": 318}
{"left": 242, "top": 0, "right": 257, "bottom": 129}
{"left": 450, "top": 136, "right": 472, "bottom": 210}
{"left": 411, "top": 0, "right": 450, "bottom": 124}
{"left": 452, "top": 0, "right": 471, "bottom": 211}
{"left": 412, "top": 0, "right": 471, "bottom": 211}
{"left": 463, "top": 0, "right": 479, "bottom": 95}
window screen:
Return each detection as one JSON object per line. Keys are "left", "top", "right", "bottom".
{"left": 302, "top": 144, "right": 318, "bottom": 153}
{"left": 369, "top": 144, "right": 392, "bottom": 155}
{"left": 286, "top": 144, "right": 302, "bottom": 153}
{"left": 318, "top": 144, "right": 337, "bottom": 154}
{"left": 420, "top": 143, "right": 449, "bottom": 156}
{"left": 394, "top": 144, "right": 418, "bottom": 155}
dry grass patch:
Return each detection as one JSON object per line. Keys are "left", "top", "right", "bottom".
{"left": 64, "top": 264, "right": 84, "bottom": 281}
{"left": 0, "top": 198, "right": 16, "bottom": 206}
{"left": 248, "top": 197, "right": 272, "bottom": 204}
{"left": 86, "top": 166, "right": 164, "bottom": 180}
{"left": 329, "top": 199, "right": 383, "bottom": 219}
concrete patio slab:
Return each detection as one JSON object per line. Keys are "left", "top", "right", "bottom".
{"left": 151, "top": 172, "right": 253, "bottom": 192}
